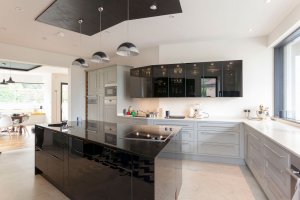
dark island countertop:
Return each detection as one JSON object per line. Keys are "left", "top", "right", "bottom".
{"left": 36, "top": 120, "right": 181, "bottom": 158}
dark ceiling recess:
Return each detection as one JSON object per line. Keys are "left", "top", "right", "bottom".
{"left": 36, "top": 0, "right": 182, "bottom": 36}
{"left": 0, "top": 61, "right": 41, "bottom": 71}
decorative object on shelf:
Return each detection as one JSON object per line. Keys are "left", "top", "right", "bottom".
{"left": 6, "top": 62, "right": 15, "bottom": 84}
{"left": 116, "top": 0, "right": 140, "bottom": 57}
{"left": 72, "top": 19, "right": 88, "bottom": 68}
{"left": 256, "top": 104, "right": 269, "bottom": 119}
{"left": 91, "top": 7, "right": 110, "bottom": 63}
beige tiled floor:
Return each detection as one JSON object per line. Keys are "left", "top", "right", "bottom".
{"left": 0, "top": 148, "right": 267, "bottom": 200}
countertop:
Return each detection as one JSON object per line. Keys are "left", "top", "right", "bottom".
{"left": 244, "top": 119, "right": 300, "bottom": 158}
{"left": 118, "top": 115, "right": 300, "bottom": 158}
{"left": 117, "top": 115, "right": 244, "bottom": 122}
{"left": 36, "top": 120, "right": 181, "bottom": 158}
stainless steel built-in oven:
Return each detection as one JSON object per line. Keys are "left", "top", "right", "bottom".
{"left": 104, "top": 83, "right": 117, "bottom": 97}
{"left": 287, "top": 154, "right": 300, "bottom": 198}
{"left": 87, "top": 95, "right": 97, "bottom": 104}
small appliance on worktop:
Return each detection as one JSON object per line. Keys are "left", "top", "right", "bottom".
{"left": 35, "top": 120, "right": 182, "bottom": 200}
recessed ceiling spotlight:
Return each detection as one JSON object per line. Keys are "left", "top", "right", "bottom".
{"left": 150, "top": 3, "right": 157, "bottom": 10}
{"left": 249, "top": 28, "right": 253, "bottom": 32}
{"left": 265, "top": 0, "right": 271, "bottom": 3}
{"left": 56, "top": 32, "right": 65, "bottom": 38}
{"left": 15, "top": 7, "right": 24, "bottom": 12}
{"left": 169, "top": 15, "right": 175, "bottom": 19}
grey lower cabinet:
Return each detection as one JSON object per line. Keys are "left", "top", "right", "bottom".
{"left": 244, "top": 125, "right": 291, "bottom": 200}
{"left": 151, "top": 120, "right": 244, "bottom": 164}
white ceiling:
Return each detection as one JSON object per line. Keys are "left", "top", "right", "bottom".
{"left": 0, "top": 0, "right": 299, "bottom": 59}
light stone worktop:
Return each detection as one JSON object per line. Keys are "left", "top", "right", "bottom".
{"left": 244, "top": 119, "right": 300, "bottom": 158}
{"left": 118, "top": 115, "right": 300, "bottom": 158}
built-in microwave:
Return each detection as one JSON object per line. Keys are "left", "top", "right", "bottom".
{"left": 104, "top": 83, "right": 117, "bottom": 97}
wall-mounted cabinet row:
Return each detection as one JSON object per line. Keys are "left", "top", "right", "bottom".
{"left": 130, "top": 60, "right": 243, "bottom": 98}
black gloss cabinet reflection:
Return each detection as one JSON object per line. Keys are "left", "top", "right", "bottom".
{"left": 168, "top": 64, "right": 185, "bottom": 97}
{"left": 35, "top": 125, "right": 156, "bottom": 200}
{"left": 185, "top": 63, "right": 203, "bottom": 97}
{"left": 152, "top": 65, "right": 169, "bottom": 97}
{"left": 129, "top": 60, "right": 243, "bottom": 98}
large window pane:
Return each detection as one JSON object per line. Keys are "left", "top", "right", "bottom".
{"left": 0, "top": 82, "right": 44, "bottom": 110}
{"left": 276, "top": 32, "right": 300, "bottom": 122}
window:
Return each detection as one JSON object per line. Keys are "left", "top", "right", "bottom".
{"left": 0, "top": 82, "right": 44, "bottom": 110}
{"left": 274, "top": 28, "right": 300, "bottom": 122}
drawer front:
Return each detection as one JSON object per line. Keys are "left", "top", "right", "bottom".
{"left": 177, "top": 130, "right": 195, "bottom": 141}
{"left": 263, "top": 139, "right": 289, "bottom": 170}
{"left": 181, "top": 141, "right": 196, "bottom": 154}
{"left": 117, "top": 117, "right": 148, "bottom": 125}
{"left": 197, "top": 142, "right": 239, "bottom": 157}
{"left": 265, "top": 169, "right": 290, "bottom": 200}
{"left": 265, "top": 161, "right": 290, "bottom": 198}
{"left": 153, "top": 120, "right": 194, "bottom": 130}
{"left": 197, "top": 131, "right": 239, "bottom": 144}
{"left": 198, "top": 122, "right": 240, "bottom": 132}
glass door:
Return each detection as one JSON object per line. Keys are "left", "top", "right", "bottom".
{"left": 168, "top": 64, "right": 185, "bottom": 97}
{"left": 202, "top": 62, "right": 223, "bottom": 97}
{"left": 61, "top": 83, "right": 68, "bottom": 121}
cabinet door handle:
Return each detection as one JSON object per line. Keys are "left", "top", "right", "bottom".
{"left": 263, "top": 144, "right": 286, "bottom": 158}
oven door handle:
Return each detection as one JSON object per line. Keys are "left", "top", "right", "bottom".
{"left": 286, "top": 168, "right": 300, "bottom": 180}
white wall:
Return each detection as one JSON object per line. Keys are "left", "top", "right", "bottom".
{"left": 268, "top": 3, "right": 300, "bottom": 47}
{"left": 69, "top": 66, "right": 86, "bottom": 121}
{"left": 51, "top": 74, "right": 69, "bottom": 122}
{"left": 156, "top": 37, "right": 274, "bottom": 118}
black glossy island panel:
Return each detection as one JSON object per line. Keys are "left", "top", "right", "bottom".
{"left": 35, "top": 121, "right": 182, "bottom": 200}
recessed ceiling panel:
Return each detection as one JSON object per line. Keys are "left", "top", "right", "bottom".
{"left": 36, "top": 0, "right": 182, "bottom": 36}
{"left": 0, "top": 61, "right": 41, "bottom": 71}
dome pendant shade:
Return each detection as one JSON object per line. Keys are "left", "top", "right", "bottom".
{"left": 91, "top": 51, "right": 110, "bottom": 63}
{"left": 72, "top": 58, "right": 88, "bottom": 68}
{"left": 116, "top": 42, "right": 140, "bottom": 57}
{"left": 6, "top": 77, "right": 15, "bottom": 84}
{"left": 0, "top": 79, "right": 7, "bottom": 85}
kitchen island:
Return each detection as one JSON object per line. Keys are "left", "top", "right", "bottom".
{"left": 35, "top": 120, "right": 182, "bottom": 200}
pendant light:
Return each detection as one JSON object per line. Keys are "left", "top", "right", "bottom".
{"left": 72, "top": 19, "right": 89, "bottom": 68}
{"left": 91, "top": 7, "right": 110, "bottom": 63}
{"left": 116, "top": 0, "right": 140, "bottom": 56}
{"left": 6, "top": 62, "right": 15, "bottom": 84}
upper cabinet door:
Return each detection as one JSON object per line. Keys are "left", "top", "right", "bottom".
{"left": 130, "top": 68, "right": 142, "bottom": 98}
{"left": 203, "top": 62, "right": 223, "bottom": 97}
{"left": 140, "top": 66, "right": 153, "bottom": 97}
{"left": 185, "top": 63, "right": 203, "bottom": 97}
{"left": 152, "top": 65, "right": 169, "bottom": 97}
{"left": 168, "top": 64, "right": 186, "bottom": 97}
{"left": 104, "top": 67, "right": 117, "bottom": 85}
{"left": 222, "top": 60, "right": 243, "bottom": 97}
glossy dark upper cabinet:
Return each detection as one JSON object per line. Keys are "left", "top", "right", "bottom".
{"left": 185, "top": 63, "right": 203, "bottom": 97}
{"left": 152, "top": 65, "right": 169, "bottom": 97}
{"left": 222, "top": 60, "right": 243, "bottom": 97}
{"left": 169, "top": 64, "right": 186, "bottom": 97}
{"left": 130, "top": 67, "right": 153, "bottom": 98}
{"left": 203, "top": 62, "right": 223, "bottom": 97}
{"left": 129, "top": 60, "right": 243, "bottom": 98}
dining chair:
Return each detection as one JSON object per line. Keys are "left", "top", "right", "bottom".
{"left": 0, "top": 115, "right": 13, "bottom": 135}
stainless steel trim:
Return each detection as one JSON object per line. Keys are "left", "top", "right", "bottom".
{"left": 286, "top": 168, "right": 300, "bottom": 180}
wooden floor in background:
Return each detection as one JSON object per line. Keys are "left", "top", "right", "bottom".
{"left": 0, "top": 129, "right": 34, "bottom": 152}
